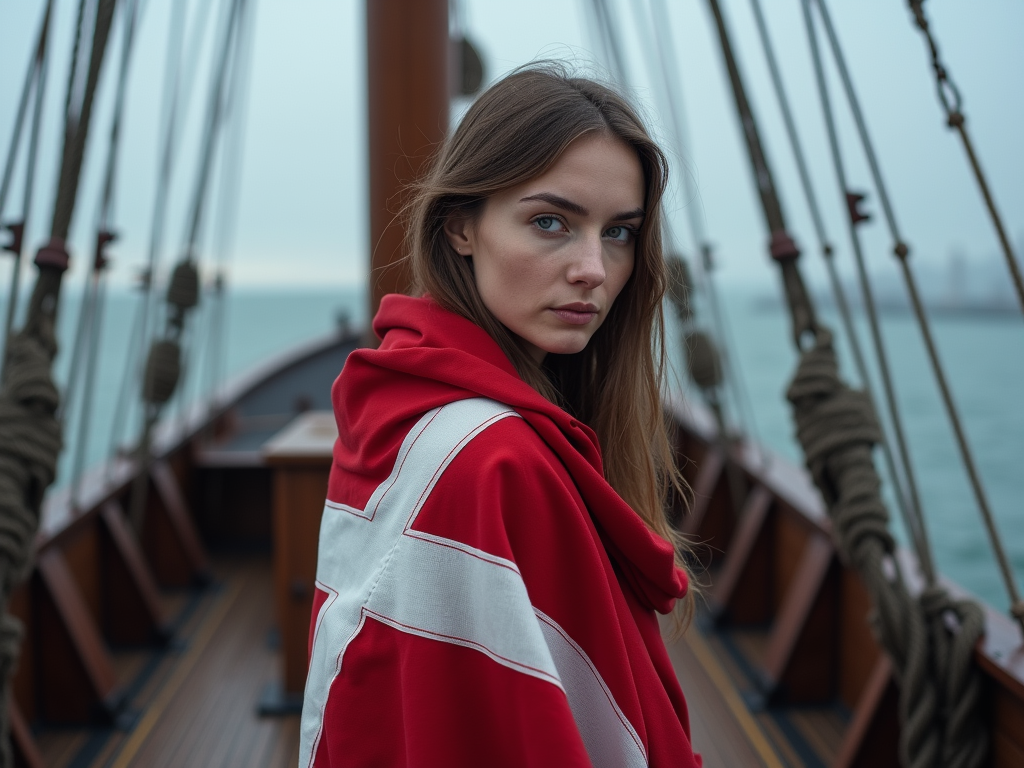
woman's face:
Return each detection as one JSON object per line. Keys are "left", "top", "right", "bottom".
{"left": 446, "top": 133, "right": 644, "bottom": 362}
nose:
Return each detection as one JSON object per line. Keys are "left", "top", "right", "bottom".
{"left": 566, "top": 232, "right": 606, "bottom": 288}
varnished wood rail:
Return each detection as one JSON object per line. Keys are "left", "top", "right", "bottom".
{"left": 671, "top": 397, "right": 1024, "bottom": 767}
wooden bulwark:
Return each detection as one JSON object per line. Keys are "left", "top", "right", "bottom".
{"left": 99, "top": 502, "right": 170, "bottom": 645}
{"left": 9, "top": 701, "right": 43, "bottom": 768}
{"left": 9, "top": 333, "right": 356, "bottom": 765}
{"left": 711, "top": 483, "right": 773, "bottom": 625}
{"left": 673, "top": 398, "right": 1024, "bottom": 767}
{"left": 7, "top": 339, "right": 1022, "bottom": 765}
{"left": 35, "top": 549, "right": 121, "bottom": 723}
{"left": 142, "top": 461, "right": 212, "bottom": 588}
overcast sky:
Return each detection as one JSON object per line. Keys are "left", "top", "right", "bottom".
{"left": 1, "top": 0, "right": 1021, "bottom": 297}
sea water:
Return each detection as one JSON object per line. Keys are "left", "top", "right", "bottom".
{"left": 673, "top": 283, "right": 1024, "bottom": 616}
{"left": 33, "top": 283, "right": 1024, "bottom": 614}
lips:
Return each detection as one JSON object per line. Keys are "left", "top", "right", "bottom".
{"left": 550, "top": 303, "right": 599, "bottom": 325}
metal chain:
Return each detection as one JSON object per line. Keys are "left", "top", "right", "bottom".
{"left": 748, "top": 0, "right": 929, "bottom": 573}
{"left": 107, "top": 0, "right": 189, "bottom": 464}
{"left": 814, "top": 0, "right": 1024, "bottom": 632}
{"left": 906, "top": 0, "right": 1024, "bottom": 316}
{"left": 800, "top": 0, "right": 935, "bottom": 586}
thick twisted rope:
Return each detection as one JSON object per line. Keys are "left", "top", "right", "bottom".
{"left": 787, "top": 331, "right": 986, "bottom": 768}
{"left": 0, "top": 327, "right": 62, "bottom": 768}
{"left": 0, "top": 1, "right": 116, "bottom": 763}
{"left": 810, "top": 0, "right": 1024, "bottom": 631}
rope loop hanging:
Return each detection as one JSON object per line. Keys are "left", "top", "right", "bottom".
{"left": 907, "top": 2, "right": 963, "bottom": 124}
{"left": 811, "top": 0, "right": 1024, "bottom": 631}
{"left": 0, "top": 0, "right": 117, "bottom": 759}
{"left": 787, "top": 331, "right": 987, "bottom": 768}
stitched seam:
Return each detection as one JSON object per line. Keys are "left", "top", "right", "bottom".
{"left": 363, "top": 608, "right": 561, "bottom": 685}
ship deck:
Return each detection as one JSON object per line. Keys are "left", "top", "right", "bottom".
{"left": 32, "top": 554, "right": 845, "bottom": 768}
{"left": 36, "top": 556, "right": 299, "bottom": 768}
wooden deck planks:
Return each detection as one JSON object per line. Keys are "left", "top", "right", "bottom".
{"left": 103, "top": 556, "right": 299, "bottom": 768}
{"left": 664, "top": 624, "right": 786, "bottom": 767}
{"left": 31, "top": 551, "right": 845, "bottom": 767}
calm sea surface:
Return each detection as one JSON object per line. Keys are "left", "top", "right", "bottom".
{"left": 38, "top": 284, "right": 1024, "bottom": 614}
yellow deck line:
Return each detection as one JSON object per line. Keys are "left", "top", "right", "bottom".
{"left": 684, "top": 629, "right": 787, "bottom": 768}
{"left": 110, "top": 579, "right": 244, "bottom": 768}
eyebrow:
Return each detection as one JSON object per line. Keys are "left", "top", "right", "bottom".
{"left": 519, "top": 192, "right": 644, "bottom": 222}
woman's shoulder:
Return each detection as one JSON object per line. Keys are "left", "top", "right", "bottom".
{"left": 452, "top": 404, "right": 565, "bottom": 477}
{"left": 425, "top": 404, "right": 585, "bottom": 521}
{"left": 414, "top": 406, "right": 589, "bottom": 565}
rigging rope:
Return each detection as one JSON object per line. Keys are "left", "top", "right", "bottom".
{"left": 787, "top": 331, "right": 986, "bottom": 768}
{"left": 65, "top": 0, "right": 142, "bottom": 505}
{"left": 644, "top": 0, "right": 762, "bottom": 456}
{"left": 905, "top": 0, "right": 1024, "bottom": 316}
{"left": 589, "top": 0, "right": 628, "bottom": 85}
{"left": 1, "top": 0, "right": 55, "bottom": 375}
{"left": 197, "top": 0, "right": 257, "bottom": 416}
{"left": 0, "top": 0, "right": 117, "bottom": 763}
{"left": 703, "top": 0, "right": 818, "bottom": 351}
{"left": 129, "top": 0, "right": 246, "bottom": 531}
{"left": 706, "top": 0, "right": 990, "bottom": 764}
{"left": 787, "top": 0, "right": 935, "bottom": 583}
{"left": 107, "top": 0, "right": 188, "bottom": 466}
{"left": 812, "top": 0, "right": 1024, "bottom": 632}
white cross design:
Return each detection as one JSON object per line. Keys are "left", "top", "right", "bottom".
{"left": 299, "top": 398, "right": 647, "bottom": 768}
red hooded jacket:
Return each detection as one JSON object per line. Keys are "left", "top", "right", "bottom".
{"left": 300, "top": 294, "right": 701, "bottom": 768}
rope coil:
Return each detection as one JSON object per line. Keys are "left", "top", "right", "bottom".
{"left": 684, "top": 331, "right": 723, "bottom": 391}
{"left": 167, "top": 259, "right": 199, "bottom": 310}
{"left": 142, "top": 339, "right": 181, "bottom": 406}
{"left": 788, "top": 331, "right": 986, "bottom": 768}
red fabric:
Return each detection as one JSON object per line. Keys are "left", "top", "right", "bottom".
{"left": 314, "top": 294, "right": 701, "bottom": 767}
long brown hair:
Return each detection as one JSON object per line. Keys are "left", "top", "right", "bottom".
{"left": 407, "top": 63, "right": 695, "bottom": 622}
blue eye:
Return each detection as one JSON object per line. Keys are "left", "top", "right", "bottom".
{"left": 605, "top": 225, "right": 633, "bottom": 242}
{"left": 534, "top": 216, "right": 565, "bottom": 232}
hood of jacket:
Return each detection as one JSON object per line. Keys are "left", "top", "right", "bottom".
{"left": 331, "top": 293, "right": 688, "bottom": 613}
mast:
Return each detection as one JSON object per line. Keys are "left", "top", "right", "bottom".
{"left": 366, "top": 0, "right": 449, "bottom": 330}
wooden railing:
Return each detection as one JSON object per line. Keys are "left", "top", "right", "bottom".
{"left": 670, "top": 398, "right": 1024, "bottom": 766}
{"left": 9, "top": 372, "right": 1022, "bottom": 766}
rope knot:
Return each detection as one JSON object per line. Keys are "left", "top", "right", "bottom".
{"left": 143, "top": 340, "right": 181, "bottom": 406}
{"left": 167, "top": 260, "right": 200, "bottom": 310}
{"left": 684, "top": 331, "right": 723, "bottom": 390}
{"left": 919, "top": 584, "right": 951, "bottom": 618}
{"left": 1, "top": 334, "right": 60, "bottom": 410}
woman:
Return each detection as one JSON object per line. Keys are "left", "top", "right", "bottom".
{"left": 300, "top": 65, "right": 701, "bottom": 768}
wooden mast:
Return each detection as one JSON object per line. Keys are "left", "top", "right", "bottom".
{"left": 366, "top": 0, "right": 449, "bottom": 330}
